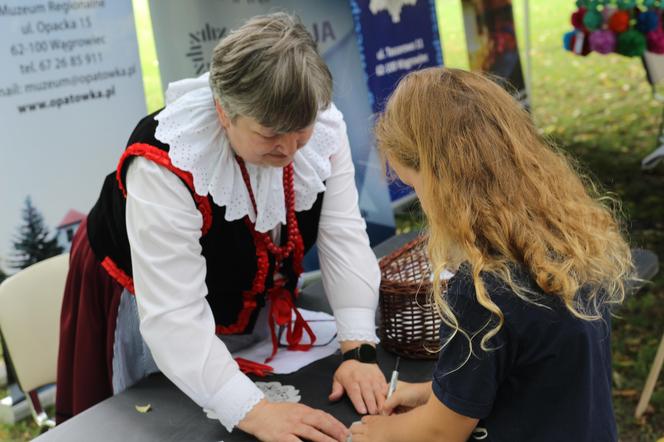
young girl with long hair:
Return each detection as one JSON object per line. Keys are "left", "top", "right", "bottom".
{"left": 350, "top": 67, "right": 633, "bottom": 442}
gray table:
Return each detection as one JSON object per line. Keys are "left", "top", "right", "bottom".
{"left": 36, "top": 347, "right": 434, "bottom": 442}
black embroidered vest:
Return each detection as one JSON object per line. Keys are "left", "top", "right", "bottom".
{"left": 86, "top": 110, "right": 325, "bottom": 334}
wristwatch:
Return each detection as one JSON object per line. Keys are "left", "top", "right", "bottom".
{"left": 342, "top": 344, "right": 377, "bottom": 363}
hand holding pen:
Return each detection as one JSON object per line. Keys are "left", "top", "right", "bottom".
{"left": 381, "top": 361, "right": 433, "bottom": 416}
{"left": 347, "top": 358, "right": 402, "bottom": 442}
{"left": 386, "top": 357, "right": 400, "bottom": 401}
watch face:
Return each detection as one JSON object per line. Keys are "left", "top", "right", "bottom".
{"left": 358, "top": 344, "right": 376, "bottom": 362}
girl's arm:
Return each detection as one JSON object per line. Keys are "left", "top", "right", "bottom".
{"left": 351, "top": 387, "right": 478, "bottom": 442}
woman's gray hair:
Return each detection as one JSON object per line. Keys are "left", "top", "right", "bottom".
{"left": 209, "top": 12, "right": 333, "bottom": 133}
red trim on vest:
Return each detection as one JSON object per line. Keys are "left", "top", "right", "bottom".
{"left": 101, "top": 257, "right": 135, "bottom": 294}
{"left": 116, "top": 143, "right": 213, "bottom": 235}
{"left": 112, "top": 144, "right": 312, "bottom": 347}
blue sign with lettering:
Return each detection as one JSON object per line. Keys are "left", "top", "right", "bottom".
{"left": 349, "top": 0, "right": 443, "bottom": 114}
{"left": 349, "top": 0, "right": 443, "bottom": 202}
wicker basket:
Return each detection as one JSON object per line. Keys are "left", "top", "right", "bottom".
{"left": 378, "top": 236, "right": 442, "bottom": 360}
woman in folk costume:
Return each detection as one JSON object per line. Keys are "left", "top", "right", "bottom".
{"left": 56, "top": 13, "right": 385, "bottom": 441}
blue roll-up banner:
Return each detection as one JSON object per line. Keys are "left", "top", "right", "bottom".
{"left": 349, "top": 0, "right": 443, "bottom": 113}
{"left": 349, "top": 0, "right": 443, "bottom": 203}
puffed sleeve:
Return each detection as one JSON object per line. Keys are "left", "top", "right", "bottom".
{"left": 125, "top": 157, "right": 264, "bottom": 432}
{"left": 316, "top": 110, "right": 380, "bottom": 343}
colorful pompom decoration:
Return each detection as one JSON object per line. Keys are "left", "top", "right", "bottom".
{"left": 636, "top": 10, "right": 660, "bottom": 33}
{"left": 572, "top": 8, "right": 588, "bottom": 29}
{"left": 647, "top": 28, "right": 664, "bottom": 53}
{"left": 589, "top": 29, "right": 618, "bottom": 53}
{"left": 563, "top": 30, "right": 576, "bottom": 51}
{"left": 616, "top": 28, "right": 647, "bottom": 56}
{"left": 571, "top": 31, "right": 593, "bottom": 55}
{"left": 617, "top": 0, "right": 636, "bottom": 10}
{"left": 564, "top": 1, "right": 659, "bottom": 58}
{"left": 602, "top": 6, "right": 617, "bottom": 22}
{"left": 583, "top": 9, "right": 604, "bottom": 30}
{"left": 608, "top": 10, "right": 631, "bottom": 32}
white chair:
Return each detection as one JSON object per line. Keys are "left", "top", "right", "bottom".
{"left": 0, "top": 254, "right": 69, "bottom": 428}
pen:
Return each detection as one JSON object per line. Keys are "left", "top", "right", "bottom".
{"left": 386, "top": 357, "right": 400, "bottom": 400}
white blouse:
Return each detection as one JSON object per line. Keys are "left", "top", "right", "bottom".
{"left": 124, "top": 75, "right": 380, "bottom": 432}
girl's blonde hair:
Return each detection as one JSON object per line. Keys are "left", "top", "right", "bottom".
{"left": 375, "top": 67, "right": 633, "bottom": 354}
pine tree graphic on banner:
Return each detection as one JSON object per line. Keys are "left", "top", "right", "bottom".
{"left": 10, "top": 196, "right": 63, "bottom": 270}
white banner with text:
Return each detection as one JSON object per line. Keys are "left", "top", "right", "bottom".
{"left": 0, "top": 0, "right": 146, "bottom": 270}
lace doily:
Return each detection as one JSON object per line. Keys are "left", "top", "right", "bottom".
{"left": 204, "top": 380, "right": 300, "bottom": 429}
{"left": 154, "top": 72, "right": 343, "bottom": 233}
{"left": 255, "top": 382, "right": 301, "bottom": 403}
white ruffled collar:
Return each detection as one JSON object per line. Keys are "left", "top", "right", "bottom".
{"left": 154, "top": 73, "right": 342, "bottom": 233}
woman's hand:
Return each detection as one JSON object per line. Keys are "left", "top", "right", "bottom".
{"left": 238, "top": 399, "right": 349, "bottom": 442}
{"left": 381, "top": 381, "right": 432, "bottom": 415}
{"left": 328, "top": 360, "right": 388, "bottom": 415}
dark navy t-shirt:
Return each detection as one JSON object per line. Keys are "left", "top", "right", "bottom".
{"left": 432, "top": 267, "right": 617, "bottom": 442}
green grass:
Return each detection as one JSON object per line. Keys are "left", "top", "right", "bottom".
{"left": 0, "top": 416, "right": 46, "bottom": 441}
{"left": 3, "top": 1, "right": 663, "bottom": 440}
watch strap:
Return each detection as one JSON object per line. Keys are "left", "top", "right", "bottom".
{"left": 342, "top": 344, "right": 377, "bottom": 363}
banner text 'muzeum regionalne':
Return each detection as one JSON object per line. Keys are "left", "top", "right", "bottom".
{"left": 0, "top": 1, "right": 140, "bottom": 113}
